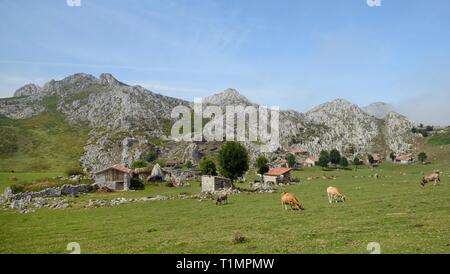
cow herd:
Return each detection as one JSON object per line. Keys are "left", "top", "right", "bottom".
{"left": 279, "top": 171, "right": 442, "bottom": 211}
{"left": 215, "top": 172, "right": 442, "bottom": 210}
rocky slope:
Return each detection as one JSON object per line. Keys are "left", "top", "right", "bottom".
{"left": 0, "top": 73, "right": 418, "bottom": 173}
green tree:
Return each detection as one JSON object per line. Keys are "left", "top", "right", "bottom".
{"left": 329, "top": 149, "right": 341, "bottom": 167}
{"left": 318, "top": 150, "right": 330, "bottom": 169}
{"left": 418, "top": 152, "right": 428, "bottom": 164}
{"left": 255, "top": 155, "right": 269, "bottom": 175}
{"left": 367, "top": 154, "right": 375, "bottom": 166}
{"left": 389, "top": 152, "right": 396, "bottom": 162}
{"left": 286, "top": 153, "right": 296, "bottom": 168}
{"left": 199, "top": 159, "right": 217, "bottom": 176}
{"left": 131, "top": 160, "right": 147, "bottom": 169}
{"left": 339, "top": 157, "right": 349, "bottom": 168}
{"left": 145, "top": 151, "right": 158, "bottom": 163}
{"left": 184, "top": 160, "right": 193, "bottom": 169}
{"left": 218, "top": 141, "right": 249, "bottom": 180}
{"left": 353, "top": 157, "right": 361, "bottom": 170}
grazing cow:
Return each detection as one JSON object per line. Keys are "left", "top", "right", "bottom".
{"left": 216, "top": 192, "right": 228, "bottom": 205}
{"left": 281, "top": 192, "right": 305, "bottom": 211}
{"left": 421, "top": 172, "right": 441, "bottom": 187}
{"left": 326, "top": 186, "right": 346, "bottom": 204}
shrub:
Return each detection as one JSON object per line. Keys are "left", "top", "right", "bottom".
{"left": 65, "top": 166, "right": 84, "bottom": 177}
{"left": 329, "top": 149, "right": 341, "bottom": 167}
{"left": 145, "top": 151, "right": 158, "bottom": 163}
{"left": 199, "top": 159, "right": 217, "bottom": 176}
{"left": 165, "top": 182, "right": 174, "bottom": 188}
{"left": 255, "top": 156, "right": 269, "bottom": 175}
{"left": 339, "top": 157, "right": 349, "bottom": 168}
{"left": 131, "top": 160, "right": 147, "bottom": 169}
{"left": 153, "top": 160, "right": 166, "bottom": 168}
{"left": 286, "top": 153, "right": 296, "bottom": 168}
{"left": 130, "top": 178, "right": 145, "bottom": 190}
{"left": 184, "top": 160, "right": 193, "bottom": 169}
{"left": 418, "top": 152, "right": 428, "bottom": 163}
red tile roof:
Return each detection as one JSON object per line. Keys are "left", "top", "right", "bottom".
{"left": 306, "top": 157, "right": 318, "bottom": 162}
{"left": 95, "top": 164, "right": 132, "bottom": 175}
{"left": 396, "top": 154, "right": 412, "bottom": 161}
{"left": 265, "top": 168, "right": 292, "bottom": 176}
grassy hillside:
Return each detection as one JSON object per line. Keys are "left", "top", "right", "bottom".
{"left": 0, "top": 98, "right": 89, "bottom": 172}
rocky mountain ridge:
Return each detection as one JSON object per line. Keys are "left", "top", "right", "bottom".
{"left": 0, "top": 73, "right": 419, "bottom": 173}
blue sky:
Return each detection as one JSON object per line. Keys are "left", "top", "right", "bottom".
{"left": 1, "top": 0, "right": 450, "bottom": 124}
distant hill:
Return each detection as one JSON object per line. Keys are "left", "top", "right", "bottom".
{"left": 362, "top": 102, "right": 396, "bottom": 119}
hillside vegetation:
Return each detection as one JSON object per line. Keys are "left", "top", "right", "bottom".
{"left": 0, "top": 101, "right": 89, "bottom": 172}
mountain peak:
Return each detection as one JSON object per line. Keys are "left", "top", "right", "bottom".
{"left": 362, "top": 102, "right": 395, "bottom": 119}
{"left": 203, "top": 88, "right": 253, "bottom": 106}
{"left": 14, "top": 83, "right": 42, "bottom": 97}
{"left": 99, "top": 73, "right": 126, "bottom": 86}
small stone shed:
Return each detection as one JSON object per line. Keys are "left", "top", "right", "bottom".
{"left": 201, "top": 176, "right": 232, "bottom": 192}
{"left": 94, "top": 164, "right": 132, "bottom": 191}
{"left": 263, "top": 168, "right": 292, "bottom": 184}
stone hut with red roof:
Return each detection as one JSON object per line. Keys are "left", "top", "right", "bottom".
{"left": 94, "top": 164, "right": 132, "bottom": 191}
{"left": 263, "top": 168, "right": 292, "bottom": 184}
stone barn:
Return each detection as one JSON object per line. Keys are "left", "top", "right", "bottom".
{"left": 94, "top": 164, "right": 132, "bottom": 191}
{"left": 263, "top": 168, "right": 292, "bottom": 184}
{"left": 201, "top": 176, "right": 232, "bottom": 192}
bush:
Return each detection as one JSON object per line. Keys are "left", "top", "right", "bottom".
{"left": 130, "top": 178, "right": 145, "bottom": 190}
{"left": 199, "top": 159, "right": 217, "bottom": 176}
{"left": 329, "top": 149, "right": 341, "bottom": 167}
{"left": 153, "top": 160, "right": 166, "bottom": 168}
{"left": 165, "top": 181, "right": 174, "bottom": 188}
{"left": 65, "top": 167, "right": 84, "bottom": 177}
{"left": 339, "top": 157, "right": 349, "bottom": 168}
{"left": 184, "top": 160, "right": 193, "bottom": 169}
{"left": 255, "top": 156, "right": 269, "bottom": 175}
{"left": 145, "top": 151, "right": 158, "bottom": 163}
{"left": 131, "top": 160, "right": 147, "bottom": 169}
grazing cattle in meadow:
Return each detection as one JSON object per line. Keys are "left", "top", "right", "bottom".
{"left": 281, "top": 192, "right": 305, "bottom": 211}
{"left": 326, "top": 186, "right": 346, "bottom": 204}
{"left": 421, "top": 172, "right": 441, "bottom": 187}
{"left": 215, "top": 192, "right": 228, "bottom": 205}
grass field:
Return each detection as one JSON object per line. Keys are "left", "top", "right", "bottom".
{"left": 1, "top": 160, "right": 449, "bottom": 254}
{"left": 1, "top": 130, "right": 450, "bottom": 254}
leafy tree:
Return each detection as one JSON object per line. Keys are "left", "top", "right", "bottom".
{"left": 255, "top": 155, "right": 269, "bottom": 175}
{"left": 318, "top": 150, "right": 330, "bottom": 169}
{"left": 286, "top": 153, "right": 296, "bottom": 168}
{"left": 145, "top": 151, "right": 158, "bottom": 163}
{"left": 199, "top": 159, "right": 217, "bottom": 176}
{"left": 418, "top": 152, "right": 428, "bottom": 164}
{"left": 425, "top": 126, "right": 434, "bottom": 132}
{"left": 131, "top": 160, "right": 147, "bottom": 169}
{"left": 184, "top": 160, "right": 193, "bottom": 169}
{"left": 389, "top": 152, "right": 396, "bottom": 162}
{"left": 353, "top": 157, "right": 361, "bottom": 170}
{"left": 218, "top": 141, "right": 249, "bottom": 180}
{"left": 367, "top": 154, "right": 375, "bottom": 166}
{"left": 329, "top": 149, "right": 341, "bottom": 167}
{"left": 339, "top": 157, "right": 349, "bottom": 168}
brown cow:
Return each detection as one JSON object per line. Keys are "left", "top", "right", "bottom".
{"left": 281, "top": 192, "right": 305, "bottom": 211}
{"left": 327, "top": 186, "right": 346, "bottom": 204}
{"left": 216, "top": 192, "right": 228, "bottom": 205}
{"left": 421, "top": 172, "right": 441, "bottom": 187}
